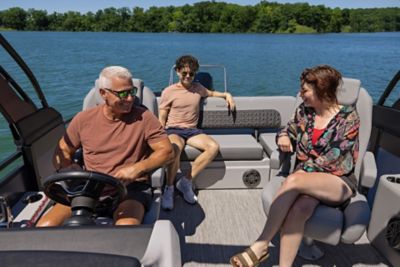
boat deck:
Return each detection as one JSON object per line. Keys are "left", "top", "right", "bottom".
{"left": 160, "top": 189, "right": 390, "bottom": 267}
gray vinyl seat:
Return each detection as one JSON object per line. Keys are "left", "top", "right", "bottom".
{"left": 0, "top": 220, "right": 181, "bottom": 267}
{"left": 183, "top": 134, "right": 264, "bottom": 161}
{"left": 262, "top": 78, "right": 377, "bottom": 259}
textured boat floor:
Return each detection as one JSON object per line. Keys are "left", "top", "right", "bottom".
{"left": 160, "top": 189, "right": 390, "bottom": 267}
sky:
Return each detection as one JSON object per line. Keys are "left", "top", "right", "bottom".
{"left": 0, "top": 0, "right": 399, "bottom": 13}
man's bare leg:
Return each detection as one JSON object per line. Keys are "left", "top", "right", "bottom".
{"left": 36, "top": 203, "right": 71, "bottom": 227}
{"left": 114, "top": 199, "right": 145, "bottom": 225}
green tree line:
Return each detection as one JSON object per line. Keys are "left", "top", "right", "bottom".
{"left": 0, "top": 1, "right": 399, "bottom": 33}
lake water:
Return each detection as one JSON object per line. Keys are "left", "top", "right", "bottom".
{"left": 1, "top": 31, "right": 399, "bottom": 160}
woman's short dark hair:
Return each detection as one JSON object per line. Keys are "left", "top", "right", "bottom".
{"left": 175, "top": 55, "right": 199, "bottom": 72}
{"left": 300, "top": 65, "right": 342, "bottom": 104}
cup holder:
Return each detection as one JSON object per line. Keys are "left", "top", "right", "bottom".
{"left": 386, "top": 176, "right": 400, "bottom": 184}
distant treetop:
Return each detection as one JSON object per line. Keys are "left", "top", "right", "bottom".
{"left": 0, "top": 1, "right": 399, "bottom": 33}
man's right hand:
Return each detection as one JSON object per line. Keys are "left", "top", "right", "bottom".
{"left": 114, "top": 163, "right": 148, "bottom": 183}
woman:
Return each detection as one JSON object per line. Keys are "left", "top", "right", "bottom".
{"left": 230, "top": 65, "right": 360, "bottom": 267}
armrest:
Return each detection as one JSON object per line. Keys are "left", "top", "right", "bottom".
{"left": 360, "top": 151, "right": 377, "bottom": 188}
{"left": 341, "top": 192, "right": 371, "bottom": 243}
{"left": 270, "top": 150, "right": 295, "bottom": 173}
{"left": 141, "top": 220, "right": 181, "bottom": 267}
{"left": 150, "top": 167, "right": 165, "bottom": 188}
{"left": 270, "top": 150, "right": 281, "bottom": 170}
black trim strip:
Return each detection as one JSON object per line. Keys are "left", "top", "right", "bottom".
{"left": 377, "top": 70, "right": 400, "bottom": 106}
{"left": 0, "top": 151, "right": 22, "bottom": 172}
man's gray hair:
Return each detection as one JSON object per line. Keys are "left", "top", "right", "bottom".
{"left": 97, "top": 66, "right": 133, "bottom": 89}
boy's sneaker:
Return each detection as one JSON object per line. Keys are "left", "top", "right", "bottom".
{"left": 161, "top": 186, "right": 174, "bottom": 210}
{"left": 176, "top": 176, "right": 197, "bottom": 204}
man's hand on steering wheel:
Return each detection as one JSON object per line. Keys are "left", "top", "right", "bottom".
{"left": 114, "top": 162, "right": 148, "bottom": 183}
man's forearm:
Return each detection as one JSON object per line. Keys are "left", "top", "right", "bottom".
{"left": 53, "top": 138, "right": 76, "bottom": 170}
{"left": 138, "top": 147, "right": 174, "bottom": 174}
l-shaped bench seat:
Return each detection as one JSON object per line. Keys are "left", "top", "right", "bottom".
{"left": 83, "top": 78, "right": 297, "bottom": 190}
{"left": 157, "top": 96, "right": 297, "bottom": 189}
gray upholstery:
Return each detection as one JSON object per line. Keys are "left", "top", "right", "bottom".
{"left": 355, "top": 88, "right": 375, "bottom": 183}
{"left": 141, "top": 86, "right": 159, "bottom": 116}
{"left": 262, "top": 78, "right": 375, "bottom": 247}
{"left": 200, "top": 109, "right": 280, "bottom": 129}
{"left": 141, "top": 220, "right": 182, "bottom": 267}
{"left": 337, "top": 78, "right": 361, "bottom": 105}
{"left": 361, "top": 151, "right": 378, "bottom": 188}
{"left": 0, "top": 220, "right": 180, "bottom": 267}
{"left": 155, "top": 96, "right": 295, "bottom": 189}
{"left": 259, "top": 133, "right": 277, "bottom": 157}
{"left": 183, "top": 134, "right": 264, "bottom": 161}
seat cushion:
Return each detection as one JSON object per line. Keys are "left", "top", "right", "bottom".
{"left": 182, "top": 134, "right": 264, "bottom": 161}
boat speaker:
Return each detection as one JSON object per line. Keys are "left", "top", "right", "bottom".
{"left": 367, "top": 175, "right": 400, "bottom": 267}
{"left": 242, "top": 169, "right": 261, "bottom": 188}
{"left": 386, "top": 215, "right": 400, "bottom": 250}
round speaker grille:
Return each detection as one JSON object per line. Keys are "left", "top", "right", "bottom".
{"left": 242, "top": 169, "right": 261, "bottom": 188}
{"left": 386, "top": 216, "right": 400, "bottom": 250}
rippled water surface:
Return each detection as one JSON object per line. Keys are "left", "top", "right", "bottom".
{"left": 1, "top": 31, "right": 399, "bottom": 160}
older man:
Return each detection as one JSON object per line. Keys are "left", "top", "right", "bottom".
{"left": 37, "top": 66, "right": 174, "bottom": 226}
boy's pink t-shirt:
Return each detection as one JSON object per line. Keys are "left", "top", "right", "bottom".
{"left": 159, "top": 82, "right": 208, "bottom": 129}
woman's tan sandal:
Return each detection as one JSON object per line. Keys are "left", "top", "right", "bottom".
{"left": 230, "top": 247, "right": 269, "bottom": 267}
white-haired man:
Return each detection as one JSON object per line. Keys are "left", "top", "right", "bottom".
{"left": 37, "top": 66, "right": 174, "bottom": 226}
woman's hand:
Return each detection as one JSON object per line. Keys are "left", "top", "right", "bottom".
{"left": 277, "top": 135, "right": 293, "bottom": 152}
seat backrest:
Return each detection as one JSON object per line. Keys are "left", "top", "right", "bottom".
{"left": 194, "top": 72, "right": 213, "bottom": 90}
{"left": 82, "top": 78, "right": 159, "bottom": 115}
{"left": 337, "top": 78, "right": 372, "bottom": 182}
{"left": 141, "top": 86, "right": 158, "bottom": 116}
{"left": 0, "top": 73, "right": 65, "bottom": 190}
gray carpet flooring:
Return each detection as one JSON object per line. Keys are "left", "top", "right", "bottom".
{"left": 160, "top": 189, "right": 390, "bottom": 267}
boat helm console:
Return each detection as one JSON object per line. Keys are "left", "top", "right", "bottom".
{"left": 0, "top": 33, "right": 181, "bottom": 267}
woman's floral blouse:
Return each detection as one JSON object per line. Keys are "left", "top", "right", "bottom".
{"left": 277, "top": 102, "right": 360, "bottom": 188}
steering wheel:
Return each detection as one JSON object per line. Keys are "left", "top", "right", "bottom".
{"left": 43, "top": 170, "right": 126, "bottom": 211}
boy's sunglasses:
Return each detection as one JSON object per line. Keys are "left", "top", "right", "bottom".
{"left": 181, "top": 71, "right": 195, "bottom": 77}
{"left": 105, "top": 87, "right": 138, "bottom": 99}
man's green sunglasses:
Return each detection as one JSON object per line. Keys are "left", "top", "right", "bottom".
{"left": 105, "top": 87, "right": 138, "bottom": 99}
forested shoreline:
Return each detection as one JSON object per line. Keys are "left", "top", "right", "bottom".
{"left": 0, "top": 1, "right": 399, "bottom": 33}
